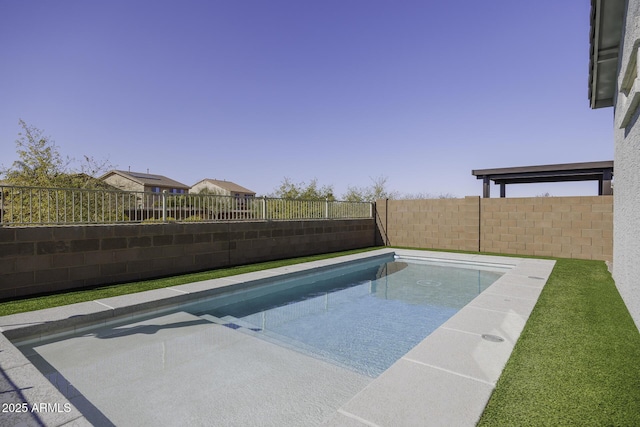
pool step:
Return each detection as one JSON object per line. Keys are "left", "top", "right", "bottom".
{"left": 199, "top": 313, "right": 362, "bottom": 374}
{"left": 199, "top": 314, "right": 263, "bottom": 332}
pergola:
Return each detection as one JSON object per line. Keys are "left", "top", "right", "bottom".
{"left": 471, "top": 161, "right": 614, "bottom": 198}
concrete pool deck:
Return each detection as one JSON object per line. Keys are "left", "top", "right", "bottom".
{"left": 0, "top": 249, "right": 555, "bottom": 426}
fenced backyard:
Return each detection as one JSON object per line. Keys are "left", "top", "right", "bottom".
{"left": 0, "top": 187, "right": 615, "bottom": 299}
{"left": 0, "top": 185, "right": 372, "bottom": 225}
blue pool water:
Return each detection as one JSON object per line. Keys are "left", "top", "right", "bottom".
{"left": 185, "top": 256, "right": 506, "bottom": 377}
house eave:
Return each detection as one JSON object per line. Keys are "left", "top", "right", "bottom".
{"left": 589, "top": 0, "right": 625, "bottom": 109}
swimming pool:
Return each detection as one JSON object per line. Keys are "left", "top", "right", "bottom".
{"left": 184, "top": 256, "right": 507, "bottom": 377}
{"left": 0, "top": 249, "right": 555, "bottom": 426}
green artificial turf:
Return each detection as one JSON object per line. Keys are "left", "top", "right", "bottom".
{"left": 478, "top": 258, "right": 640, "bottom": 426}
{"left": 0, "top": 247, "right": 379, "bottom": 316}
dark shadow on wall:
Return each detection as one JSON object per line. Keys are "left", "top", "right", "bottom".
{"left": 374, "top": 199, "right": 389, "bottom": 246}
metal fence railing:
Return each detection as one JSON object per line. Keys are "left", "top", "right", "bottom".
{"left": 0, "top": 185, "right": 373, "bottom": 226}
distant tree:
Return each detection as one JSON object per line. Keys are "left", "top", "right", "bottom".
{"left": 343, "top": 175, "right": 400, "bottom": 202}
{"left": 265, "top": 177, "right": 336, "bottom": 219}
{"left": 537, "top": 192, "right": 552, "bottom": 197}
{"left": 0, "top": 120, "right": 119, "bottom": 224}
{"left": 1, "top": 120, "right": 70, "bottom": 187}
{"left": 269, "top": 175, "right": 458, "bottom": 204}
{"left": 398, "top": 192, "right": 431, "bottom": 199}
{"left": 1, "top": 120, "right": 113, "bottom": 188}
{"left": 437, "top": 193, "right": 457, "bottom": 199}
{"left": 270, "top": 177, "right": 335, "bottom": 201}
{"left": 399, "top": 192, "right": 457, "bottom": 199}
{"left": 74, "top": 155, "right": 114, "bottom": 188}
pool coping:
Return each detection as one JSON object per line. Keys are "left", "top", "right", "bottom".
{"left": 0, "top": 249, "right": 556, "bottom": 426}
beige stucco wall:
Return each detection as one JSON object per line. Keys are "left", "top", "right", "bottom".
{"left": 102, "top": 174, "right": 143, "bottom": 192}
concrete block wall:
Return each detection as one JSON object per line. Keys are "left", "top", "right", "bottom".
{"left": 376, "top": 197, "right": 480, "bottom": 252}
{"left": 376, "top": 196, "right": 613, "bottom": 261}
{"left": 0, "top": 219, "right": 375, "bottom": 300}
{"left": 480, "top": 196, "right": 613, "bottom": 260}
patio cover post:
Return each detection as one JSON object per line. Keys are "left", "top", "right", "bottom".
{"left": 599, "top": 169, "right": 613, "bottom": 195}
{"left": 482, "top": 176, "right": 491, "bottom": 198}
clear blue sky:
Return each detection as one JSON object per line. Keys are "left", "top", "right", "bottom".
{"left": 0, "top": 0, "right": 613, "bottom": 198}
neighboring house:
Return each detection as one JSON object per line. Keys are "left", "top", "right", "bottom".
{"left": 589, "top": 0, "right": 640, "bottom": 330}
{"left": 100, "top": 170, "right": 190, "bottom": 194}
{"left": 67, "top": 173, "right": 122, "bottom": 190}
{"left": 190, "top": 179, "right": 256, "bottom": 198}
